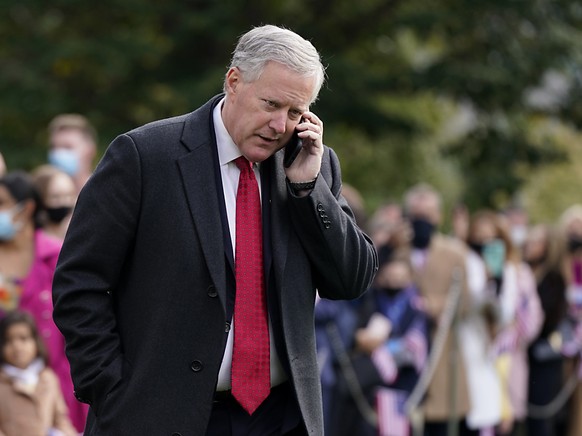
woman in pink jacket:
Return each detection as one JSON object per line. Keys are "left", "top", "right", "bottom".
{"left": 0, "top": 171, "right": 87, "bottom": 433}
{"left": 466, "top": 210, "right": 543, "bottom": 435}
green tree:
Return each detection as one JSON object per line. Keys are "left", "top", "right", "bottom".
{"left": 1, "top": 0, "right": 580, "bottom": 215}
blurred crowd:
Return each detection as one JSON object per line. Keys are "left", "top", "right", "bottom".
{"left": 0, "top": 114, "right": 581, "bottom": 436}
{"left": 0, "top": 114, "right": 95, "bottom": 435}
{"left": 317, "top": 183, "right": 582, "bottom": 436}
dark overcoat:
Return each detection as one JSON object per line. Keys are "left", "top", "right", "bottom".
{"left": 52, "top": 95, "right": 377, "bottom": 435}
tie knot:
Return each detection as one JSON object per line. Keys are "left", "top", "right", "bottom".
{"left": 234, "top": 156, "right": 253, "bottom": 173}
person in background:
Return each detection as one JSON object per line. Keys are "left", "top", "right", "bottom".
{"left": 459, "top": 214, "right": 504, "bottom": 435}
{"left": 451, "top": 201, "right": 470, "bottom": 242}
{"left": 349, "top": 252, "right": 428, "bottom": 436}
{"left": 368, "top": 201, "right": 410, "bottom": 266}
{"left": 315, "top": 182, "right": 369, "bottom": 435}
{"left": 466, "top": 210, "right": 543, "bottom": 436}
{"left": 402, "top": 183, "right": 472, "bottom": 436}
{"left": 0, "top": 310, "right": 77, "bottom": 436}
{"left": 47, "top": 114, "right": 97, "bottom": 193}
{"left": 0, "top": 171, "right": 87, "bottom": 432}
{"left": 503, "top": 204, "right": 530, "bottom": 253}
{"left": 31, "top": 165, "right": 77, "bottom": 240}
{"left": 556, "top": 205, "right": 582, "bottom": 436}
{"left": 340, "top": 184, "right": 368, "bottom": 231}
{"left": 523, "top": 224, "right": 569, "bottom": 436}
{"left": 0, "top": 153, "right": 6, "bottom": 177}
{"left": 52, "top": 25, "right": 377, "bottom": 435}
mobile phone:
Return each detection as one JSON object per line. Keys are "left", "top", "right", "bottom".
{"left": 283, "top": 119, "right": 305, "bottom": 168}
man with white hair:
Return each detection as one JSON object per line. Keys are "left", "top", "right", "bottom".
{"left": 52, "top": 25, "right": 377, "bottom": 435}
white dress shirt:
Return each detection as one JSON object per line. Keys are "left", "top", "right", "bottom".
{"left": 212, "top": 99, "right": 287, "bottom": 391}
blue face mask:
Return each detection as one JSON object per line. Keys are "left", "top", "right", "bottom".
{"left": 0, "top": 204, "right": 23, "bottom": 241}
{"left": 48, "top": 149, "right": 80, "bottom": 176}
{"left": 482, "top": 239, "right": 506, "bottom": 278}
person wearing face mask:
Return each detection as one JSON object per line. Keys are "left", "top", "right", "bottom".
{"left": 335, "top": 253, "right": 428, "bottom": 436}
{"left": 0, "top": 171, "right": 87, "bottom": 433}
{"left": 466, "top": 210, "right": 543, "bottom": 436}
{"left": 557, "top": 205, "right": 582, "bottom": 436}
{"left": 47, "top": 113, "right": 98, "bottom": 193}
{"left": 31, "top": 165, "right": 77, "bottom": 241}
{"left": 400, "top": 183, "right": 473, "bottom": 436}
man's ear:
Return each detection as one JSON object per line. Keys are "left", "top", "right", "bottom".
{"left": 225, "top": 67, "right": 242, "bottom": 94}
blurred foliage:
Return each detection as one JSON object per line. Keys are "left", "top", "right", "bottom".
{"left": 1, "top": 0, "right": 581, "bottom": 218}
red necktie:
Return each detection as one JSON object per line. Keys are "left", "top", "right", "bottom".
{"left": 231, "top": 156, "right": 270, "bottom": 415}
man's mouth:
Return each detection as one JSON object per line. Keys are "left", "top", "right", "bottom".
{"left": 258, "top": 135, "right": 279, "bottom": 143}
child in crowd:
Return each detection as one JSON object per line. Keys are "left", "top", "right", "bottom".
{"left": 0, "top": 310, "right": 77, "bottom": 436}
{"left": 333, "top": 253, "right": 428, "bottom": 436}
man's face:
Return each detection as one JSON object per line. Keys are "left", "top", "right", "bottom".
{"left": 45, "top": 173, "right": 77, "bottom": 209}
{"left": 470, "top": 218, "right": 497, "bottom": 245}
{"left": 222, "top": 61, "right": 315, "bottom": 163}
{"left": 49, "top": 129, "right": 93, "bottom": 166}
{"left": 407, "top": 194, "right": 441, "bottom": 226}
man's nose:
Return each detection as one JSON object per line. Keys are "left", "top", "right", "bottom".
{"left": 269, "top": 112, "right": 287, "bottom": 134}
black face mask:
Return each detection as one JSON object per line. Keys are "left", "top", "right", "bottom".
{"left": 380, "top": 286, "right": 403, "bottom": 297}
{"left": 46, "top": 206, "right": 72, "bottom": 224}
{"left": 411, "top": 218, "right": 435, "bottom": 249}
{"left": 568, "top": 236, "right": 582, "bottom": 254}
{"left": 377, "top": 244, "right": 394, "bottom": 267}
{"left": 468, "top": 242, "right": 484, "bottom": 255}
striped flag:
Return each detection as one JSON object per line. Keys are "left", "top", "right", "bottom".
{"left": 404, "top": 323, "right": 427, "bottom": 373}
{"left": 372, "top": 347, "right": 398, "bottom": 384}
{"left": 376, "top": 388, "right": 410, "bottom": 436}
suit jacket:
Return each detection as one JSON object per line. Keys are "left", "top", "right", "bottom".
{"left": 52, "top": 95, "right": 378, "bottom": 436}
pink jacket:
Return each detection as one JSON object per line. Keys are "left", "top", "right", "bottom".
{"left": 494, "top": 262, "right": 544, "bottom": 420}
{"left": 18, "top": 230, "right": 87, "bottom": 433}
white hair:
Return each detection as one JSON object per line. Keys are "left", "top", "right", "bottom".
{"left": 224, "top": 25, "right": 326, "bottom": 103}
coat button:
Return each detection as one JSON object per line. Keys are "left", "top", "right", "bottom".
{"left": 317, "top": 203, "right": 325, "bottom": 212}
{"left": 225, "top": 322, "right": 231, "bottom": 333}
{"left": 190, "top": 360, "right": 203, "bottom": 372}
{"left": 207, "top": 285, "right": 218, "bottom": 298}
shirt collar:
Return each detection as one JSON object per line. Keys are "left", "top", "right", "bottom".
{"left": 212, "top": 98, "right": 261, "bottom": 169}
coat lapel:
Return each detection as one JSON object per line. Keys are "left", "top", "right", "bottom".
{"left": 268, "top": 150, "right": 291, "bottom": 286}
{"left": 177, "top": 97, "right": 228, "bottom": 314}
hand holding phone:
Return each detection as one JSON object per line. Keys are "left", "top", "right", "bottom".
{"left": 283, "top": 118, "right": 305, "bottom": 168}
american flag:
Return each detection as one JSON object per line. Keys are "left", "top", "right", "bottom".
{"left": 372, "top": 347, "right": 397, "bottom": 384}
{"left": 404, "top": 323, "right": 427, "bottom": 373}
{"left": 376, "top": 388, "right": 410, "bottom": 436}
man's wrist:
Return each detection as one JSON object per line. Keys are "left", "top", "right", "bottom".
{"left": 287, "top": 174, "right": 319, "bottom": 195}
{"left": 287, "top": 176, "right": 317, "bottom": 195}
